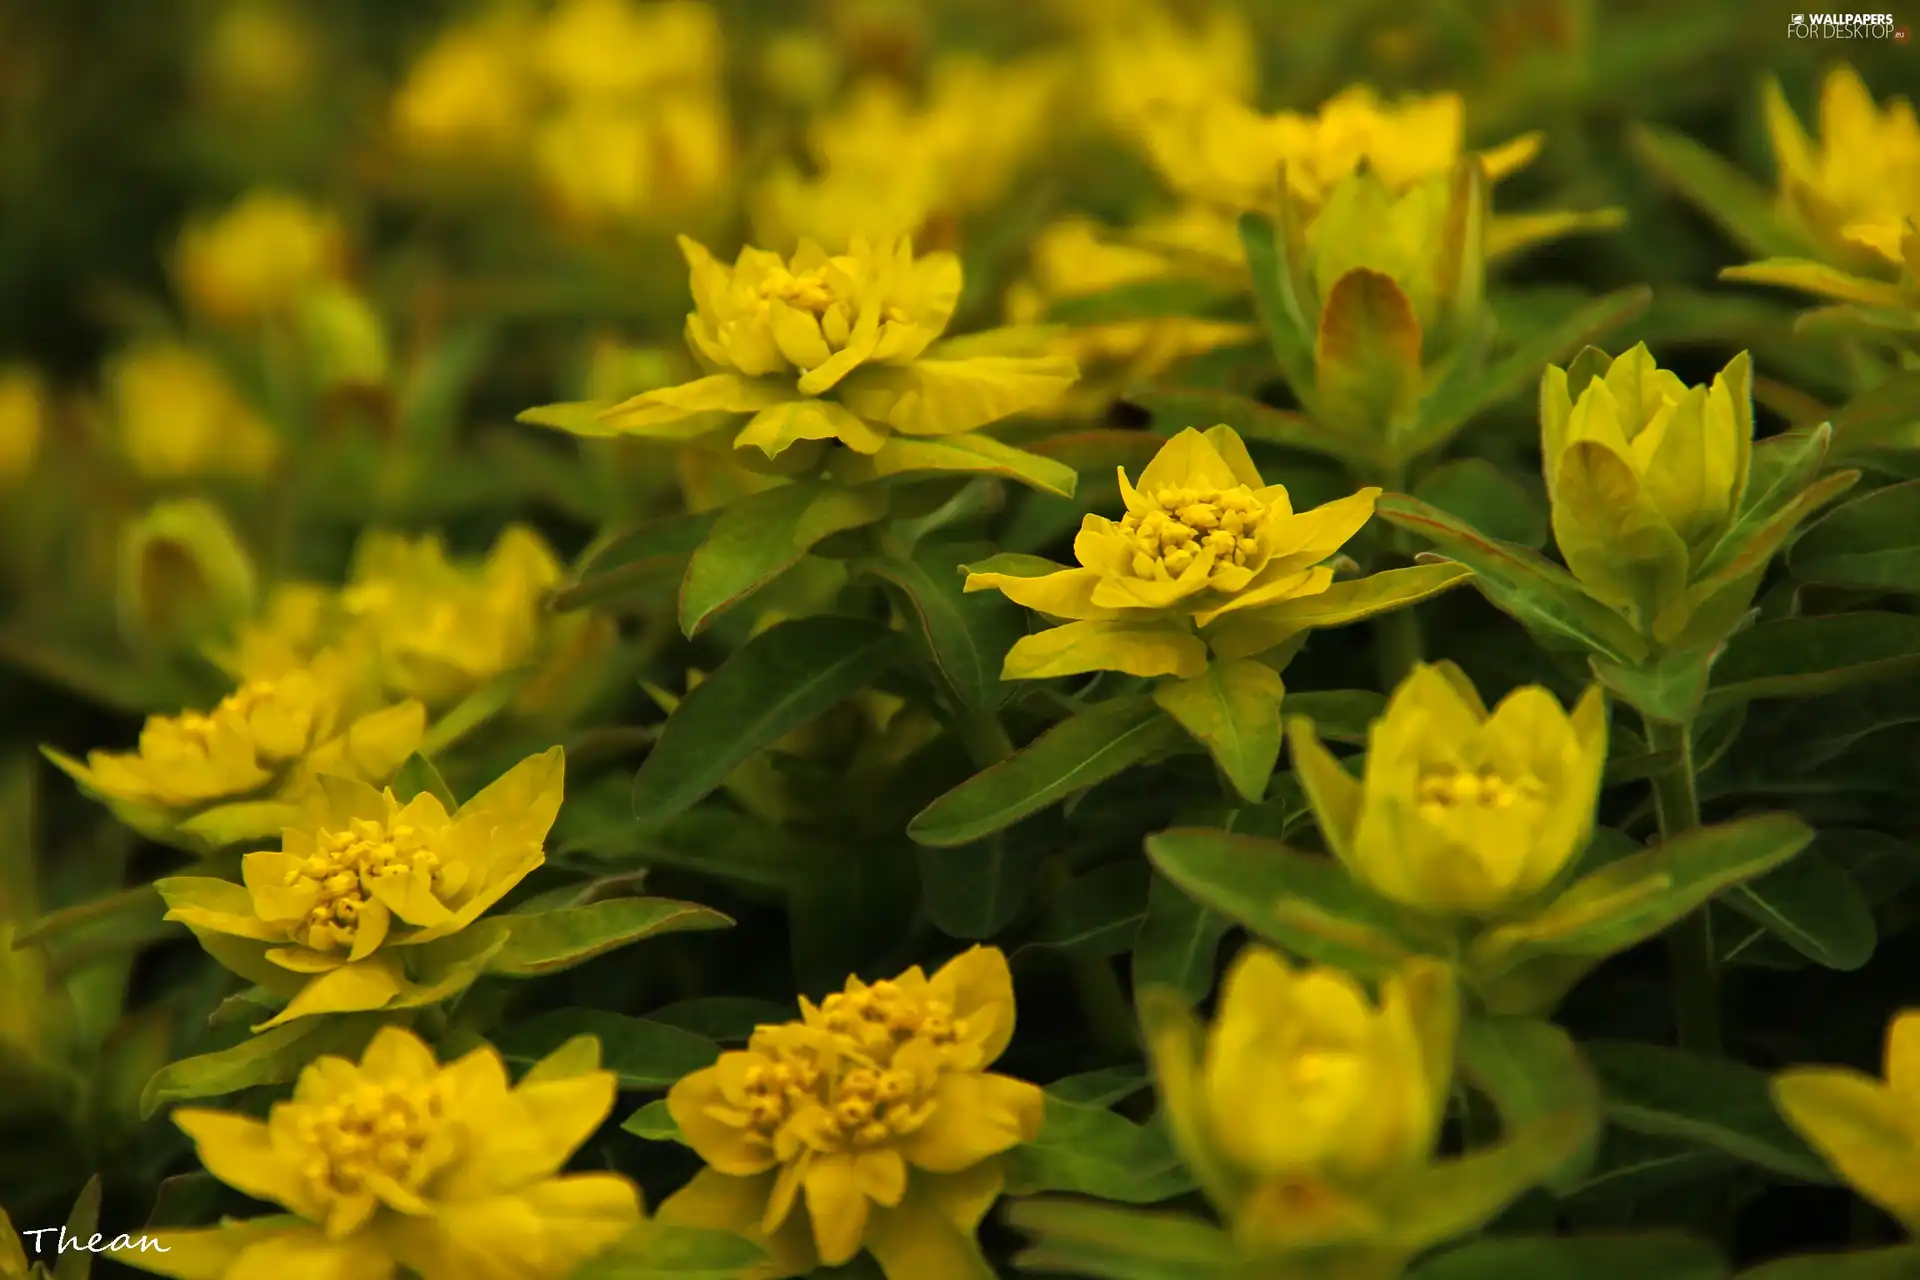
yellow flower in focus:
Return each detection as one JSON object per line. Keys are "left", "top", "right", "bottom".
{"left": 108, "top": 342, "right": 280, "bottom": 481}
{"left": 1764, "top": 65, "right": 1920, "bottom": 271}
{"left": 966, "top": 426, "right": 1377, "bottom": 679}
{"left": 1541, "top": 344, "right": 1753, "bottom": 636}
{"left": 44, "top": 649, "right": 425, "bottom": 841}
{"left": 174, "top": 190, "right": 345, "bottom": 326}
{"left": 1145, "top": 948, "right": 1457, "bottom": 1250}
{"left": 1291, "top": 663, "right": 1607, "bottom": 917}
{"left": 1005, "top": 219, "right": 1257, "bottom": 415}
{"left": 659, "top": 946, "right": 1042, "bottom": 1280}
{"left": 526, "top": 235, "right": 1078, "bottom": 480}
{"left": 1774, "top": 1009, "right": 1920, "bottom": 1230}
{"left": 534, "top": 0, "right": 721, "bottom": 102}
{"left": 0, "top": 365, "right": 45, "bottom": 484}
{"left": 340, "top": 526, "right": 573, "bottom": 710}
{"left": 391, "top": 12, "right": 534, "bottom": 161}
{"left": 155, "top": 748, "right": 562, "bottom": 1027}
{"left": 114, "top": 1026, "right": 640, "bottom": 1279}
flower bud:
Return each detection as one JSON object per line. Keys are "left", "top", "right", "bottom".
{"left": 173, "top": 190, "right": 344, "bottom": 326}
{"left": 296, "top": 285, "right": 390, "bottom": 390}
{"left": 116, "top": 498, "right": 259, "bottom": 654}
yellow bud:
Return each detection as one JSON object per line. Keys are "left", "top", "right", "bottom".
{"left": 115, "top": 498, "right": 260, "bottom": 654}
{"left": 0, "top": 365, "right": 45, "bottom": 484}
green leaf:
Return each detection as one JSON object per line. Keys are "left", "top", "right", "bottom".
{"left": 419, "top": 669, "right": 529, "bottom": 757}
{"left": 1736, "top": 1246, "right": 1920, "bottom": 1279}
{"left": 488, "top": 898, "right": 734, "bottom": 977}
{"left": 1044, "top": 277, "right": 1243, "bottom": 324}
{"left": 1375, "top": 494, "right": 1647, "bottom": 664}
{"left": 1461, "top": 1017, "right": 1600, "bottom": 1139}
{"left": 1007, "top": 1199, "right": 1242, "bottom": 1280}
{"left": 1131, "top": 873, "right": 1234, "bottom": 1007}
{"left": 907, "top": 697, "right": 1187, "bottom": 847}
{"left": 632, "top": 615, "right": 907, "bottom": 824}
{"left": 1047, "top": 1066, "right": 1152, "bottom": 1108}
{"left": 1202, "top": 563, "right": 1476, "bottom": 661}
{"left": 565, "top": 1221, "right": 769, "bottom": 1279}
{"left": 16, "top": 884, "right": 178, "bottom": 973}
{"left": 1790, "top": 479, "right": 1920, "bottom": 590}
{"left": 1145, "top": 828, "right": 1429, "bottom": 976}
{"left": 1003, "top": 1092, "right": 1195, "bottom": 1204}
{"left": 1589, "top": 644, "right": 1718, "bottom": 726}
{"left": 52, "top": 1177, "right": 102, "bottom": 1280}
{"left": 1705, "top": 613, "right": 1920, "bottom": 712}
{"left": 1280, "top": 690, "right": 1386, "bottom": 744}
{"left": 1411, "top": 287, "right": 1653, "bottom": 453}
{"left": 1411, "top": 1233, "right": 1728, "bottom": 1280}
{"left": 1151, "top": 659, "right": 1285, "bottom": 803}
{"left": 139, "top": 1015, "right": 384, "bottom": 1117}
{"left": 1413, "top": 458, "right": 1549, "bottom": 549}
{"left": 1315, "top": 268, "right": 1424, "bottom": 439}
{"left": 1131, "top": 388, "right": 1354, "bottom": 464}
{"left": 831, "top": 433, "right": 1078, "bottom": 498}
{"left": 620, "top": 1098, "right": 685, "bottom": 1143}
{"left": 391, "top": 752, "right": 457, "bottom": 811}
{"left": 1628, "top": 123, "right": 1810, "bottom": 259}
{"left": 1025, "top": 860, "right": 1151, "bottom": 959}
{"left": 643, "top": 997, "right": 791, "bottom": 1044}
{"left": 1239, "top": 212, "right": 1320, "bottom": 412}
{"left": 1828, "top": 370, "right": 1920, "bottom": 457}
{"left": 551, "top": 512, "right": 717, "bottom": 613}
{"left": 858, "top": 542, "right": 1025, "bottom": 711}
{"left": 1558, "top": 1126, "right": 1737, "bottom": 1205}
{"left": 494, "top": 1010, "right": 719, "bottom": 1089}
{"left": 679, "top": 481, "right": 890, "bottom": 636}
{"left": 1583, "top": 1039, "right": 1837, "bottom": 1184}
{"left": 1721, "top": 848, "right": 1875, "bottom": 971}
{"left": 916, "top": 833, "right": 1042, "bottom": 939}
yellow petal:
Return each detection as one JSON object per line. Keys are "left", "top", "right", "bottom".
{"left": 348, "top": 898, "right": 391, "bottom": 960}
{"left": 1477, "top": 131, "right": 1543, "bottom": 181}
{"left": 1188, "top": 567, "right": 1330, "bottom": 627}
{"left": 1134, "top": 427, "right": 1242, "bottom": 495}
{"left": 239, "top": 853, "right": 317, "bottom": 925}
{"left": 1773, "top": 1067, "right": 1920, "bottom": 1227}
{"left": 864, "top": 1172, "right": 1001, "bottom": 1280}
{"left": 927, "top": 945, "right": 1018, "bottom": 1066}
{"left": 1286, "top": 717, "right": 1364, "bottom": 868}
{"left": 161, "top": 874, "right": 285, "bottom": 941}
{"left": 769, "top": 302, "right": 833, "bottom": 372}
{"left": 658, "top": 1169, "right": 818, "bottom": 1280}
{"left": 1885, "top": 1011, "right": 1920, "bottom": 1105}
{"left": 265, "top": 946, "right": 349, "bottom": 973}
{"left": 963, "top": 566, "right": 1123, "bottom": 622}
{"left": 896, "top": 1073, "right": 1045, "bottom": 1173}
{"left": 840, "top": 357, "right": 1079, "bottom": 437}
{"left": 735, "top": 399, "right": 889, "bottom": 458}
{"left": 600, "top": 374, "right": 790, "bottom": 433}
{"left": 802, "top": 1154, "right": 870, "bottom": 1267}
{"left": 174, "top": 1110, "right": 316, "bottom": 1216}
{"left": 368, "top": 868, "right": 455, "bottom": 928}
{"left": 669, "top": 1062, "right": 781, "bottom": 1176}
{"left": 255, "top": 957, "right": 403, "bottom": 1029}
{"left": 459, "top": 745, "right": 565, "bottom": 846}
{"left": 1719, "top": 259, "right": 1906, "bottom": 308}
{"left": 360, "top": 1026, "right": 438, "bottom": 1084}
{"left": 1001, "top": 620, "right": 1210, "bottom": 680}
{"left": 1261, "top": 488, "right": 1381, "bottom": 574}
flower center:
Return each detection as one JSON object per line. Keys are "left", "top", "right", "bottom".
{"left": 759, "top": 266, "right": 842, "bottom": 316}
{"left": 148, "top": 679, "right": 285, "bottom": 758}
{"left": 1416, "top": 765, "right": 1544, "bottom": 813}
{"left": 284, "top": 817, "right": 441, "bottom": 950}
{"left": 1119, "top": 485, "right": 1266, "bottom": 579}
{"left": 287, "top": 1079, "right": 444, "bottom": 1206}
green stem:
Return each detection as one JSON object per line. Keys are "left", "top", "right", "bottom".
{"left": 1645, "top": 716, "right": 1721, "bottom": 1055}
{"left": 1362, "top": 461, "right": 1424, "bottom": 690}
{"left": 952, "top": 700, "right": 1137, "bottom": 1059}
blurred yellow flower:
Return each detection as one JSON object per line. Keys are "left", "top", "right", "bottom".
{"left": 526, "top": 235, "right": 1077, "bottom": 478}
{"left": 1081, "top": 1, "right": 1256, "bottom": 140}
{"left": 1146, "top": 947, "right": 1457, "bottom": 1250}
{"left": 45, "top": 649, "right": 424, "bottom": 837}
{"left": 0, "top": 365, "right": 45, "bottom": 484}
{"left": 340, "top": 525, "right": 597, "bottom": 712}
{"left": 225, "top": 582, "right": 343, "bottom": 680}
{"left": 391, "top": 11, "right": 535, "bottom": 160}
{"left": 116, "top": 497, "right": 259, "bottom": 653}
{"left": 1774, "top": 1008, "right": 1920, "bottom": 1231}
{"left": 660, "top": 945, "right": 1042, "bottom": 1280}
{"left": 114, "top": 1026, "right": 639, "bottom": 1279}
{"left": 1005, "top": 218, "right": 1257, "bottom": 415}
{"left": 533, "top": 96, "right": 733, "bottom": 226}
{"left": 966, "top": 426, "right": 1376, "bottom": 679}
{"left": 196, "top": 0, "right": 317, "bottom": 109}
{"left": 534, "top": 0, "right": 722, "bottom": 102}
{"left": 1291, "top": 663, "right": 1608, "bottom": 917}
{"left": 1541, "top": 344, "right": 1753, "bottom": 636}
{"left": 174, "top": 190, "right": 345, "bottom": 326}
{"left": 155, "top": 748, "right": 562, "bottom": 1027}
{"left": 108, "top": 342, "right": 280, "bottom": 481}
{"left": 1764, "top": 64, "right": 1920, "bottom": 271}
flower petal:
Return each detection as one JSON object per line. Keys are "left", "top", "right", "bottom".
{"left": 735, "top": 399, "right": 889, "bottom": 458}
{"left": 669, "top": 1062, "right": 781, "bottom": 1176}
{"left": 895, "top": 1073, "right": 1045, "bottom": 1172}
{"left": 161, "top": 874, "right": 286, "bottom": 941}
{"left": 863, "top": 1167, "right": 1003, "bottom": 1280}
{"left": 803, "top": 1153, "right": 870, "bottom": 1266}
{"left": 658, "top": 1169, "right": 819, "bottom": 1280}
{"left": 255, "top": 957, "right": 403, "bottom": 1029}
{"left": 174, "top": 1110, "right": 316, "bottom": 1217}
{"left": 963, "top": 566, "right": 1123, "bottom": 622}
{"left": 1001, "top": 620, "right": 1209, "bottom": 681}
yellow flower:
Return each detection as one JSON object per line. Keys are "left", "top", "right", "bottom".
{"left": 45, "top": 649, "right": 425, "bottom": 839}
{"left": 659, "top": 946, "right": 1043, "bottom": 1280}
{"left": 0, "top": 364, "right": 45, "bottom": 484}
{"left": 524, "top": 235, "right": 1078, "bottom": 479}
{"left": 1145, "top": 947, "right": 1457, "bottom": 1251}
{"left": 340, "top": 525, "right": 584, "bottom": 711}
{"left": 532, "top": 96, "right": 733, "bottom": 227}
{"left": 966, "top": 426, "right": 1377, "bottom": 680}
{"left": 1004, "top": 219, "right": 1258, "bottom": 416}
{"left": 1291, "top": 663, "right": 1607, "bottom": 917}
{"left": 534, "top": 0, "right": 721, "bottom": 103}
{"left": 108, "top": 342, "right": 280, "bottom": 481}
{"left": 1774, "top": 1009, "right": 1920, "bottom": 1230}
{"left": 1764, "top": 64, "right": 1920, "bottom": 272}
{"left": 114, "top": 1026, "right": 640, "bottom": 1279}
{"left": 156, "top": 748, "right": 563, "bottom": 1028}
{"left": 1081, "top": 1, "right": 1257, "bottom": 141}
{"left": 222, "top": 582, "right": 347, "bottom": 681}
{"left": 1541, "top": 344, "right": 1753, "bottom": 636}
{"left": 173, "top": 190, "right": 345, "bottom": 326}
{"left": 391, "top": 12, "right": 535, "bottom": 160}
{"left": 196, "top": 0, "right": 317, "bottom": 109}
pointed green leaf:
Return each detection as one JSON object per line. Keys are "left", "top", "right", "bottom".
{"left": 1047, "top": 1067, "right": 1152, "bottom": 1108}
{"left": 418, "top": 668, "right": 529, "bottom": 757}
{"left": 53, "top": 1177, "right": 103, "bottom": 1280}
{"left": 1583, "top": 1040, "right": 1837, "bottom": 1184}
{"left": 679, "top": 482, "right": 890, "bottom": 636}
{"left": 621, "top": 1098, "right": 685, "bottom": 1143}
{"left": 858, "top": 542, "right": 1026, "bottom": 711}
{"left": 1588, "top": 645, "right": 1718, "bottom": 727}
{"left": 1204, "top": 562, "right": 1475, "bottom": 660}
{"left": 1705, "top": 613, "right": 1920, "bottom": 712}
{"left": 1737, "top": 1246, "right": 1920, "bottom": 1279}
{"left": 140, "top": 1014, "right": 384, "bottom": 1117}
{"left": 1280, "top": 690, "right": 1387, "bottom": 744}
{"left": 1239, "top": 211, "right": 1320, "bottom": 406}
{"left": 830, "top": 433, "right": 1077, "bottom": 499}
{"left": 1459, "top": 1016, "right": 1600, "bottom": 1190}
{"left": 550, "top": 511, "right": 717, "bottom": 613}
{"left": 1025, "top": 860, "right": 1151, "bottom": 960}
{"left": 1721, "top": 848, "right": 1875, "bottom": 971}
{"left": 632, "top": 616, "right": 907, "bottom": 824}
{"left": 907, "top": 697, "right": 1188, "bottom": 847}
{"left": 495, "top": 1010, "right": 719, "bottom": 1090}
{"left": 565, "top": 1222, "right": 769, "bottom": 1279}
{"left": 1828, "top": 370, "right": 1920, "bottom": 456}
{"left": 1145, "top": 828, "right": 1430, "bottom": 977}
{"left": 1131, "top": 872, "right": 1234, "bottom": 1007}
{"left": 643, "top": 997, "right": 791, "bottom": 1044}
{"left": 1151, "top": 659, "right": 1285, "bottom": 803}
{"left": 1790, "top": 479, "right": 1920, "bottom": 591}
{"left": 488, "top": 898, "right": 733, "bottom": 977}
{"left": 1412, "top": 1233, "right": 1728, "bottom": 1280}
{"left": 1413, "top": 458, "right": 1549, "bottom": 549}
{"left": 1003, "top": 1092, "right": 1195, "bottom": 1203}
{"left": 916, "top": 830, "right": 1043, "bottom": 940}
{"left": 391, "top": 752, "right": 457, "bottom": 811}
{"left": 1628, "top": 123, "right": 1810, "bottom": 259}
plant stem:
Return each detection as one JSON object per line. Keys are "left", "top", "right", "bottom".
{"left": 1645, "top": 716, "right": 1721, "bottom": 1055}
{"left": 1363, "top": 461, "right": 1424, "bottom": 690}
{"left": 952, "top": 700, "right": 1138, "bottom": 1059}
